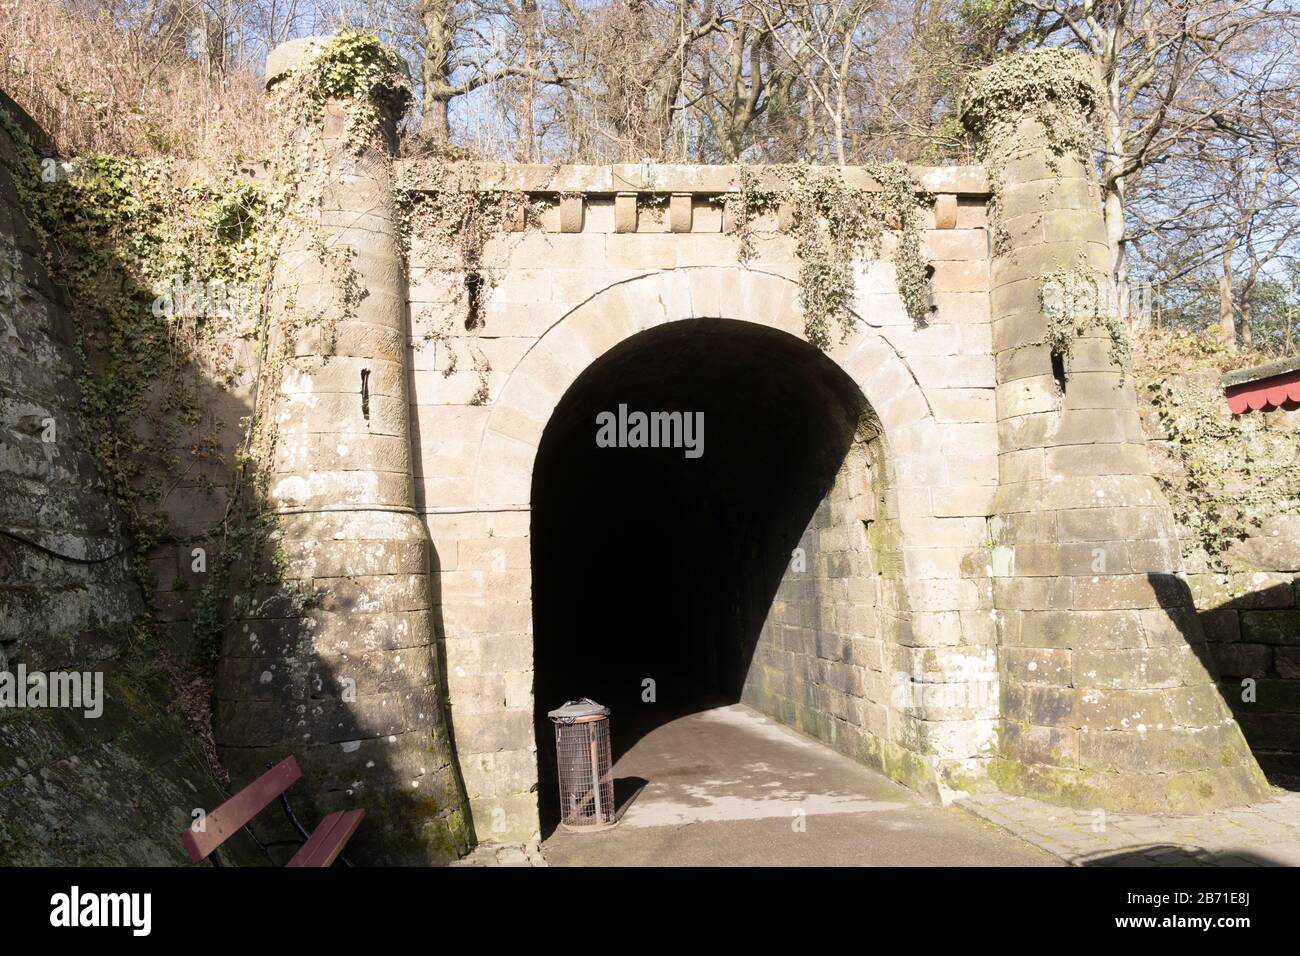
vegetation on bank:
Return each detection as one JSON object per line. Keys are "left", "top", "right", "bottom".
{"left": 1136, "top": 330, "right": 1300, "bottom": 569}
{"left": 0, "top": 30, "right": 416, "bottom": 773}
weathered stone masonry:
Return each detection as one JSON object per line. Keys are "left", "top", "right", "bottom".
{"left": 0, "top": 93, "right": 257, "bottom": 865}
{"left": 401, "top": 161, "right": 1006, "bottom": 839}
{"left": 972, "top": 71, "right": 1268, "bottom": 813}
{"left": 209, "top": 42, "right": 1271, "bottom": 847}
{"left": 215, "top": 39, "right": 470, "bottom": 864}
{"left": 0, "top": 36, "right": 1281, "bottom": 863}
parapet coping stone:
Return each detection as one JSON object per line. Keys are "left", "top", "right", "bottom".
{"left": 1222, "top": 355, "right": 1300, "bottom": 389}
{"left": 395, "top": 161, "right": 990, "bottom": 197}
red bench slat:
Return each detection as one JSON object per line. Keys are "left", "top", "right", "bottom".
{"left": 286, "top": 809, "right": 365, "bottom": 868}
{"left": 181, "top": 756, "right": 303, "bottom": 864}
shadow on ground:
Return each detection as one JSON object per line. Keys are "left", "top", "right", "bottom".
{"left": 1078, "top": 844, "right": 1283, "bottom": 866}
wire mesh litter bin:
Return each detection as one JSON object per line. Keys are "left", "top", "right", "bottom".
{"left": 548, "top": 698, "right": 616, "bottom": 831}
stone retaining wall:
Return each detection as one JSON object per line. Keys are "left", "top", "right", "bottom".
{"left": 1142, "top": 371, "right": 1300, "bottom": 786}
{"left": 0, "top": 93, "right": 255, "bottom": 865}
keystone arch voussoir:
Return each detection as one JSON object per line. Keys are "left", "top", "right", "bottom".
{"left": 472, "top": 267, "right": 947, "bottom": 556}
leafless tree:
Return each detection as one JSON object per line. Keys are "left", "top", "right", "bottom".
{"left": 998, "top": 0, "right": 1300, "bottom": 330}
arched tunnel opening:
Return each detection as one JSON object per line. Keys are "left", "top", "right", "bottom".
{"left": 531, "top": 318, "right": 896, "bottom": 835}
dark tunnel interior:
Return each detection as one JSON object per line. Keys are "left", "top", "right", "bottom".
{"left": 530, "top": 318, "right": 873, "bottom": 831}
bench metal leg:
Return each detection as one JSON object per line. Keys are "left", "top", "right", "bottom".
{"left": 278, "top": 788, "right": 357, "bottom": 867}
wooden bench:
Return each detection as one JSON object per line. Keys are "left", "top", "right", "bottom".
{"left": 181, "top": 756, "right": 364, "bottom": 867}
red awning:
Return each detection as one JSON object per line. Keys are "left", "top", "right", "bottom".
{"left": 1224, "top": 368, "right": 1300, "bottom": 414}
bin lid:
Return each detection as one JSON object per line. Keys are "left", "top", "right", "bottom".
{"left": 547, "top": 698, "right": 611, "bottom": 722}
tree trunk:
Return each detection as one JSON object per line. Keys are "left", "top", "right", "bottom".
{"left": 420, "top": 1, "right": 455, "bottom": 145}
{"left": 1219, "top": 244, "right": 1237, "bottom": 350}
{"left": 1102, "top": 88, "right": 1129, "bottom": 327}
{"left": 422, "top": 95, "right": 452, "bottom": 144}
{"left": 516, "top": 0, "right": 539, "bottom": 162}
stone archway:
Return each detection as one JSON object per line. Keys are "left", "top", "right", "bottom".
{"left": 528, "top": 316, "right": 904, "bottom": 834}
{"left": 439, "top": 267, "right": 1000, "bottom": 841}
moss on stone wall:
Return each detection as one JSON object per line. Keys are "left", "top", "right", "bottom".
{"left": 0, "top": 102, "right": 270, "bottom": 863}
{"left": 0, "top": 641, "right": 266, "bottom": 865}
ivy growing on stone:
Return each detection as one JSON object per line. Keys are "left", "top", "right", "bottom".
{"left": 962, "top": 48, "right": 1104, "bottom": 258}
{"left": 396, "top": 160, "right": 547, "bottom": 405}
{"left": 273, "top": 30, "right": 412, "bottom": 155}
{"left": 728, "top": 161, "right": 934, "bottom": 350}
{"left": 1138, "top": 333, "right": 1300, "bottom": 567}
{"left": 1040, "top": 260, "right": 1131, "bottom": 378}
{"left": 0, "top": 114, "right": 266, "bottom": 586}
{"left": 960, "top": 48, "right": 1103, "bottom": 168}
{"left": 0, "top": 29, "right": 411, "bottom": 680}
{"left": 962, "top": 49, "right": 1128, "bottom": 379}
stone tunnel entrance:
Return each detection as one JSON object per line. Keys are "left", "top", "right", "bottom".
{"left": 531, "top": 318, "right": 905, "bottom": 833}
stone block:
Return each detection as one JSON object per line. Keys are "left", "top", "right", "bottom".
{"left": 930, "top": 485, "right": 995, "bottom": 518}
{"left": 1210, "top": 643, "right": 1272, "bottom": 678}
{"left": 557, "top": 194, "right": 584, "bottom": 233}
{"left": 1002, "top": 646, "right": 1072, "bottom": 685}
{"left": 929, "top": 291, "right": 990, "bottom": 325}
{"left": 1014, "top": 610, "right": 1146, "bottom": 654}
{"left": 1228, "top": 572, "right": 1296, "bottom": 609}
{"left": 1071, "top": 645, "right": 1210, "bottom": 690}
{"left": 1275, "top": 647, "right": 1300, "bottom": 679}
{"left": 997, "top": 447, "right": 1045, "bottom": 483}
{"left": 613, "top": 192, "right": 637, "bottom": 233}
{"left": 911, "top": 355, "right": 996, "bottom": 389}
{"left": 931, "top": 259, "right": 989, "bottom": 294}
{"left": 999, "top": 721, "right": 1079, "bottom": 768}
{"left": 1044, "top": 443, "right": 1151, "bottom": 479}
{"left": 606, "top": 233, "right": 677, "bottom": 269}
{"left": 1240, "top": 610, "right": 1300, "bottom": 645}
{"left": 930, "top": 388, "right": 996, "bottom": 423}
{"left": 669, "top": 193, "right": 693, "bottom": 233}
{"left": 933, "top": 194, "right": 958, "bottom": 230}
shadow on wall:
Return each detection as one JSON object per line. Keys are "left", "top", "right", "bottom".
{"left": 0, "top": 92, "right": 459, "bottom": 864}
{"left": 213, "top": 319, "right": 468, "bottom": 862}
{"left": 0, "top": 96, "right": 266, "bottom": 864}
{"left": 528, "top": 319, "right": 897, "bottom": 837}
{"left": 217, "top": 564, "right": 466, "bottom": 865}
{"left": 1147, "top": 573, "right": 1297, "bottom": 793}
{"left": 1184, "top": 574, "right": 1300, "bottom": 791}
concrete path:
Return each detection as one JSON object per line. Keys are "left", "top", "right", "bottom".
{"left": 961, "top": 790, "right": 1300, "bottom": 866}
{"left": 540, "top": 703, "right": 1060, "bottom": 867}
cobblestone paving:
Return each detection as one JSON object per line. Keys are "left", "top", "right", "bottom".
{"left": 959, "top": 790, "right": 1300, "bottom": 866}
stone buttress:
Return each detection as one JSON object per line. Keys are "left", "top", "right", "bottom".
{"left": 214, "top": 38, "right": 471, "bottom": 864}
{"left": 969, "top": 56, "right": 1270, "bottom": 812}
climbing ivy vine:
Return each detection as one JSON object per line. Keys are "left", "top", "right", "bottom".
{"left": 961, "top": 49, "right": 1102, "bottom": 261}
{"left": 1135, "top": 334, "right": 1300, "bottom": 567}
{"left": 726, "top": 161, "right": 934, "bottom": 350}
{"left": 272, "top": 30, "right": 411, "bottom": 155}
{"left": 394, "top": 158, "right": 546, "bottom": 405}
{"left": 1040, "top": 259, "right": 1131, "bottom": 377}
{"left": 0, "top": 115, "right": 266, "bottom": 585}
{"left": 960, "top": 48, "right": 1103, "bottom": 172}
{"left": 0, "top": 30, "right": 411, "bottom": 667}
{"left": 960, "top": 49, "right": 1128, "bottom": 377}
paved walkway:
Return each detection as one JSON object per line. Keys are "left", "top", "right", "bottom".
{"left": 959, "top": 790, "right": 1300, "bottom": 866}
{"left": 452, "top": 841, "right": 548, "bottom": 867}
{"left": 459, "top": 703, "right": 1300, "bottom": 867}
{"left": 538, "top": 703, "right": 1059, "bottom": 866}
